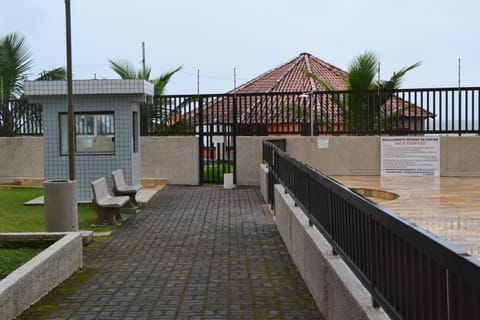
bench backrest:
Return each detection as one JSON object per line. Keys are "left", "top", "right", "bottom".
{"left": 91, "top": 177, "right": 111, "bottom": 202}
{"left": 112, "top": 169, "right": 127, "bottom": 190}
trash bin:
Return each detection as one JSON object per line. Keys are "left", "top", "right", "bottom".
{"left": 44, "top": 180, "right": 78, "bottom": 232}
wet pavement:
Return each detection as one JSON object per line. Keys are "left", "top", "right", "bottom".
{"left": 333, "top": 176, "right": 480, "bottom": 259}
{"left": 19, "top": 186, "right": 323, "bottom": 320}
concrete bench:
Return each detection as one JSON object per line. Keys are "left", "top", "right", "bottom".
{"left": 112, "top": 169, "right": 142, "bottom": 206}
{"left": 91, "top": 177, "right": 130, "bottom": 226}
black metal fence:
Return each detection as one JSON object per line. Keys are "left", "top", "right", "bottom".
{"left": 141, "top": 87, "right": 480, "bottom": 136}
{"left": 263, "top": 140, "right": 480, "bottom": 320}
{"left": 7, "top": 87, "right": 480, "bottom": 137}
{"left": 0, "top": 100, "right": 42, "bottom": 136}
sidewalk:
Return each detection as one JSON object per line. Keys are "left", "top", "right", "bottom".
{"left": 19, "top": 186, "right": 323, "bottom": 319}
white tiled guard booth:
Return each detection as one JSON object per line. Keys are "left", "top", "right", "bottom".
{"left": 24, "top": 80, "right": 153, "bottom": 202}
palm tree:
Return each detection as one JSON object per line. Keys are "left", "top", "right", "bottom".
{"left": 0, "top": 33, "right": 66, "bottom": 136}
{"left": 108, "top": 59, "right": 181, "bottom": 96}
{"left": 0, "top": 32, "right": 33, "bottom": 101}
{"left": 36, "top": 67, "right": 67, "bottom": 81}
{"left": 307, "top": 50, "right": 420, "bottom": 133}
{"left": 109, "top": 59, "right": 184, "bottom": 134}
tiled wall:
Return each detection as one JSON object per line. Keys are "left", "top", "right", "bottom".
{"left": 25, "top": 80, "right": 151, "bottom": 202}
{"left": 25, "top": 79, "right": 154, "bottom": 96}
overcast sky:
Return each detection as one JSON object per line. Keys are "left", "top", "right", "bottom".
{"left": 2, "top": 0, "right": 479, "bottom": 94}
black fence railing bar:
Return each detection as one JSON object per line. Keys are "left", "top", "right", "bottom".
{"left": 9, "top": 87, "right": 480, "bottom": 137}
{"left": 262, "top": 140, "right": 480, "bottom": 320}
{"left": 263, "top": 139, "right": 286, "bottom": 206}
{"left": 0, "top": 100, "right": 43, "bottom": 136}
{"left": 140, "top": 87, "right": 480, "bottom": 137}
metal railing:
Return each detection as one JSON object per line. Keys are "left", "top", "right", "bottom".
{"left": 140, "top": 88, "right": 480, "bottom": 136}
{"left": 263, "top": 140, "right": 480, "bottom": 320}
{"left": 0, "top": 100, "right": 43, "bottom": 136}
{"left": 9, "top": 87, "right": 480, "bottom": 137}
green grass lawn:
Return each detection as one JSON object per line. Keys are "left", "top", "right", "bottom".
{"left": 0, "top": 187, "right": 122, "bottom": 280}
{"left": 0, "top": 187, "right": 116, "bottom": 233}
{"left": 203, "top": 162, "right": 234, "bottom": 183}
{"left": 0, "top": 248, "right": 42, "bottom": 280}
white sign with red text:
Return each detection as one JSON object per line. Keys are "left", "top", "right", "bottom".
{"left": 381, "top": 137, "right": 440, "bottom": 176}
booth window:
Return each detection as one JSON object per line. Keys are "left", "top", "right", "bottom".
{"left": 60, "top": 112, "right": 115, "bottom": 155}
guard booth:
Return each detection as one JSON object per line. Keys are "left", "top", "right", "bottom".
{"left": 25, "top": 79, "right": 153, "bottom": 202}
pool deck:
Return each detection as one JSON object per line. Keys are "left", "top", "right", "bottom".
{"left": 332, "top": 176, "right": 480, "bottom": 259}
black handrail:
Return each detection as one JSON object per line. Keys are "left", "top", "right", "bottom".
{"left": 262, "top": 140, "right": 480, "bottom": 320}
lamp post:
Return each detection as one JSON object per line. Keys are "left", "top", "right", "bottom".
{"left": 65, "top": 0, "right": 75, "bottom": 180}
{"left": 43, "top": 0, "right": 78, "bottom": 232}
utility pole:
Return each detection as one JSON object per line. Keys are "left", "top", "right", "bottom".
{"left": 197, "top": 69, "right": 200, "bottom": 95}
{"left": 142, "top": 42, "right": 146, "bottom": 78}
{"left": 65, "top": 0, "right": 75, "bottom": 181}
{"left": 234, "top": 67, "right": 237, "bottom": 90}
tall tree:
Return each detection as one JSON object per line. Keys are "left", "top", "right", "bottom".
{"left": 108, "top": 59, "right": 181, "bottom": 95}
{"left": 0, "top": 32, "right": 33, "bottom": 101}
{"left": 307, "top": 50, "right": 420, "bottom": 132}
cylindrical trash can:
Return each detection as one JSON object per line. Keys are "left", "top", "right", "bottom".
{"left": 44, "top": 180, "right": 78, "bottom": 232}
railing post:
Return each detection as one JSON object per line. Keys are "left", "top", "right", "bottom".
{"left": 233, "top": 94, "right": 237, "bottom": 184}
{"left": 198, "top": 97, "right": 204, "bottom": 185}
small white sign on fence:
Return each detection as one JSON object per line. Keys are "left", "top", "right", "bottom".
{"left": 381, "top": 137, "right": 440, "bottom": 176}
{"left": 212, "top": 135, "right": 224, "bottom": 145}
{"left": 317, "top": 137, "right": 329, "bottom": 149}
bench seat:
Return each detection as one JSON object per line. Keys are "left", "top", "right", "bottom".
{"left": 91, "top": 177, "right": 130, "bottom": 225}
{"left": 112, "top": 169, "right": 142, "bottom": 206}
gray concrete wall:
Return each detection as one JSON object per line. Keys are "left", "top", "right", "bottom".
{"left": 236, "top": 136, "right": 269, "bottom": 185}
{"left": 288, "top": 136, "right": 480, "bottom": 177}
{"left": 141, "top": 136, "right": 199, "bottom": 185}
{"left": 0, "top": 137, "right": 44, "bottom": 183}
{"left": 287, "top": 136, "right": 380, "bottom": 176}
{"left": 274, "top": 184, "right": 389, "bottom": 320}
{"left": 0, "top": 232, "right": 83, "bottom": 320}
{"left": 2, "top": 136, "right": 480, "bottom": 185}
{"left": 441, "top": 136, "right": 480, "bottom": 176}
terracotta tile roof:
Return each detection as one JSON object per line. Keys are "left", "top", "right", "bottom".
{"left": 230, "top": 52, "right": 347, "bottom": 94}
{"left": 199, "top": 52, "right": 434, "bottom": 127}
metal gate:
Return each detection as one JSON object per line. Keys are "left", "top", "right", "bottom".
{"left": 197, "top": 96, "right": 236, "bottom": 184}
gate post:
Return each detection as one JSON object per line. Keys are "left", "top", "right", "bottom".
{"left": 232, "top": 94, "right": 237, "bottom": 185}
{"left": 198, "top": 96, "right": 204, "bottom": 185}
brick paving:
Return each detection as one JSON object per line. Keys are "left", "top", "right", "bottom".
{"left": 19, "top": 186, "right": 323, "bottom": 319}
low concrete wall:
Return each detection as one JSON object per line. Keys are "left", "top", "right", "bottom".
{"left": 274, "top": 184, "right": 389, "bottom": 320}
{"left": 141, "top": 136, "right": 199, "bottom": 185}
{"left": 0, "top": 137, "right": 44, "bottom": 183}
{"left": 441, "top": 136, "right": 480, "bottom": 176}
{"left": 236, "top": 136, "right": 269, "bottom": 185}
{"left": 288, "top": 136, "right": 480, "bottom": 177}
{"left": 287, "top": 136, "right": 380, "bottom": 176}
{"left": 0, "top": 232, "right": 83, "bottom": 320}
{"left": 2, "top": 136, "right": 480, "bottom": 185}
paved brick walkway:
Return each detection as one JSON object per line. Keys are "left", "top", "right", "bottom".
{"left": 20, "top": 186, "right": 323, "bottom": 319}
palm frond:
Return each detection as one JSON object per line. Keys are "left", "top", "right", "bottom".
{"left": 108, "top": 59, "right": 137, "bottom": 79}
{"left": 0, "top": 32, "right": 33, "bottom": 99}
{"left": 137, "top": 65, "right": 152, "bottom": 81}
{"left": 36, "top": 67, "right": 67, "bottom": 80}
{"left": 153, "top": 66, "right": 182, "bottom": 96}
{"left": 347, "top": 50, "right": 378, "bottom": 91}
{"left": 378, "top": 61, "right": 421, "bottom": 90}
{"left": 304, "top": 71, "right": 338, "bottom": 91}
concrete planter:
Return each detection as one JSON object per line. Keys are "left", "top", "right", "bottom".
{"left": 44, "top": 180, "right": 78, "bottom": 232}
{"left": 0, "top": 232, "right": 83, "bottom": 320}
